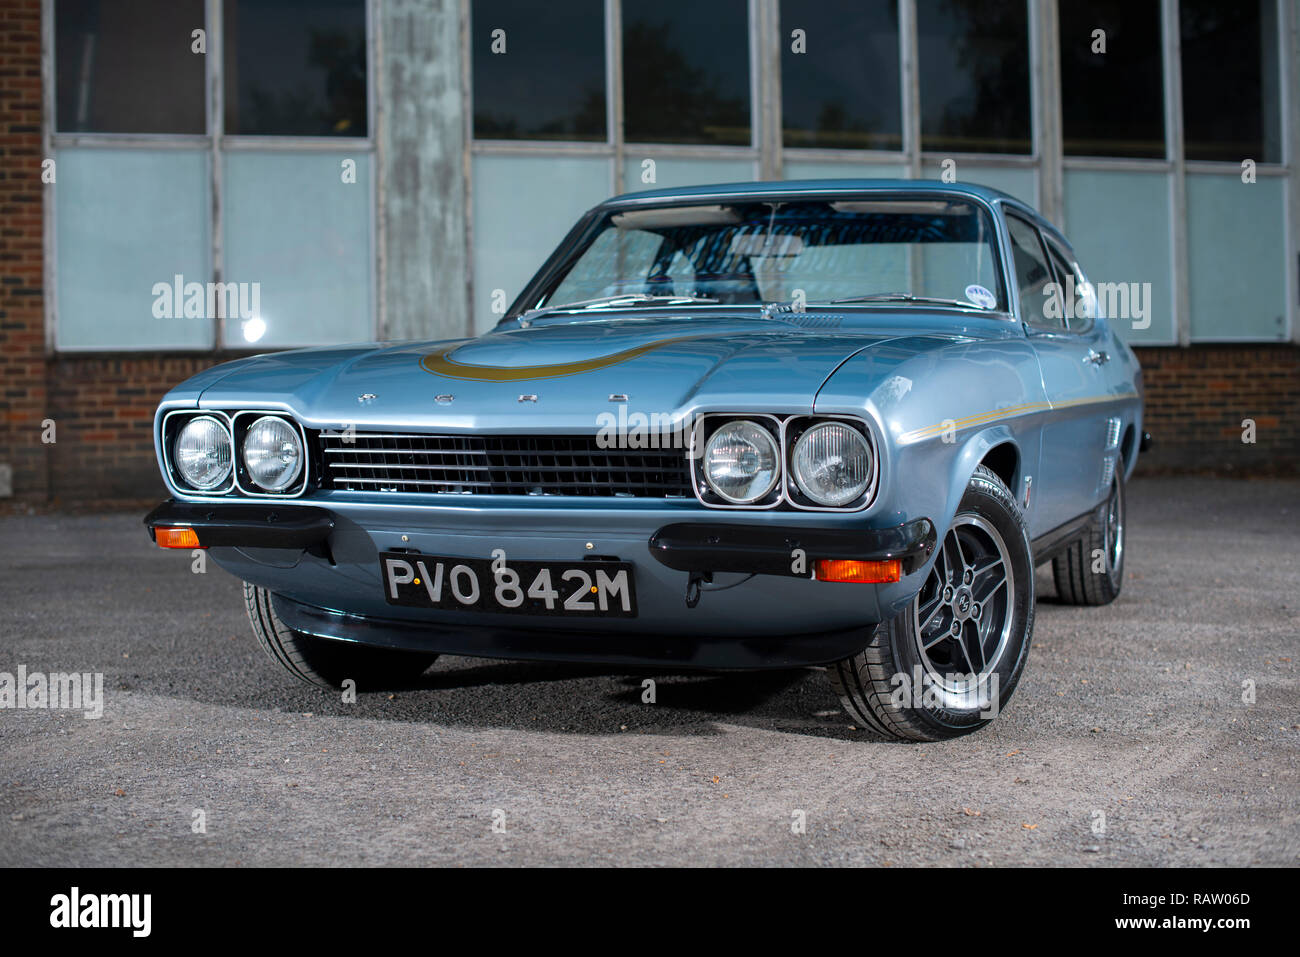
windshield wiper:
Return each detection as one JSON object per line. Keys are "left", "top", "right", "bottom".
{"left": 516, "top": 293, "right": 721, "bottom": 326}
{"left": 826, "top": 293, "right": 990, "bottom": 309}
{"left": 533, "top": 293, "right": 720, "bottom": 313}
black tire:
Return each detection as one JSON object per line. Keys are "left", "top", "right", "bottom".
{"left": 827, "top": 465, "right": 1036, "bottom": 741}
{"left": 1051, "top": 467, "right": 1125, "bottom": 606}
{"left": 243, "top": 583, "right": 438, "bottom": 689}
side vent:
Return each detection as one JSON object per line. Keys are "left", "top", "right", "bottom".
{"left": 1099, "top": 417, "right": 1122, "bottom": 493}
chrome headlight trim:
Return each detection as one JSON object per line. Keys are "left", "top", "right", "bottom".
{"left": 790, "top": 421, "right": 874, "bottom": 507}
{"left": 171, "top": 414, "right": 235, "bottom": 491}
{"left": 231, "top": 410, "right": 311, "bottom": 497}
{"left": 163, "top": 409, "right": 235, "bottom": 495}
{"left": 691, "top": 413, "right": 784, "bottom": 510}
{"left": 702, "top": 418, "right": 781, "bottom": 504}
{"left": 690, "top": 413, "right": 879, "bottom": 511}
{"left": 240, "top": 414, "right": 305, "bottom": 492}
{"left": 782, "top": 415, "right": 879, "bottom": 512}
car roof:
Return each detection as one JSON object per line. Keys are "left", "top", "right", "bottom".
{"left": 598, "top": 177, "right": 1069, "bottom": 256}
{"left": 603, "top": 178, "right": 1024, "bottom": 209}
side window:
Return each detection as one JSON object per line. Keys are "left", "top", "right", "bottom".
{"left": 1005, "top": 214, "right": 1063, "bottom": 330}
{"left": 1044, "top": 238, "right": 1096, "bottom": 332}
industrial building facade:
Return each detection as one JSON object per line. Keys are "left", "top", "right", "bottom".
{"left": 1, "top": 0, "right": 1297, "bottom": 505}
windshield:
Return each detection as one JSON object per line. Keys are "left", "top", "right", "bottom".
{"left": 535, "top": 197, "right": 1007, "bottom": 313}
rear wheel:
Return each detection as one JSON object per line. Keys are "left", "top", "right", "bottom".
{"left": 244, "top": 583, "right": 437, "bottom": 689}
{"left": 827, "top": 465, "right": 1035, "bottom": 741}
{"left": 1051, "top": 468, "right": 1125, "bottom": 606}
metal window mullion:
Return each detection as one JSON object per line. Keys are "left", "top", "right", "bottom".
{"left": 784, "top": 147, "right": 917, "bottom": 165}
{"left": 374, "top": 0, "right": 387, "bottom": 340}
{"left": 221, "top": 134, "right": 374, "bottom": 150}
{"left": 367, "top": 0, "right": 380, "bottom": 342}
{"left": 1034, "top": 0, "right": 1063, "bottom": 227}
{"left": 1280, "top": 0, "right": 1298, "bottom": 344}
{"left": 1162, "top": 0, "right": 1190, "bottom": 346}
{"left": 209, "top": 0, "right": 224, "bottom": 352}
{"left": 462, "top": 0, "right": 475, "bottom": 338}
{"left": 42, "top": 0, "right": 57, "bottom": 353}
{"left": 607, "top": 0, "right": 623, "bottom": 194}
{"left": 901, "top": 0, "right": 921, "bottom": 291}
{"left": 757, "top": 0, "right": 781, "bottom": 179}
{"left": 899, "top": 0, "right": 921, "bottom": 178}
{"left": 50, "top": 133, "right": 213, "bottom": 148}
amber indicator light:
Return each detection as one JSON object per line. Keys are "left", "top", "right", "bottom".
{"left": 814, "top": 558, "right": 901, "bottom": 583}
{"left": 155, "top": 526, "right": 202, "bottom": 549}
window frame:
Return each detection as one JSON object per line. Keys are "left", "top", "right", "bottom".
{"left": 776, "top": 0, "right": 904, "bottom": 154}
{"left": 468, "top": 0, "right": 1296, "bottom": 346}
{"left": 1057, "top": 0, "right": 1167, "bottom": 162}
{"left": 1003, "top": 209, "right": 1065, "bottom": 332}
{"left": 1059, "top": 0, "right": 1295, "bottom": 348}
{"left": 1041, "top": 232, "right": 1096, "bottom": 336}
{"left": 43, "top": 0, "right": 379, "bottom": 354}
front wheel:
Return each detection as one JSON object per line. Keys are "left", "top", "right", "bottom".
{"left": 827, "top": 465, "right": 1036, "bottom": 741}
{"left": 244, "top": 584, "right": 438, "bottom": 689}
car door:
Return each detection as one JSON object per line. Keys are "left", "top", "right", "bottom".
{"left": 1004, "top": 211, "right": 1112, "bottom": 531}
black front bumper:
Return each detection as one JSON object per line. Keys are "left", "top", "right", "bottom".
{"left": 144, "top": 500, "right": 334, "bottom": 549}
{"left": 146, "top": 499, "right": 935, "bottom": 581}
{"left": 648, "top": 518, "right": 936, "bottom": 578}
{"left": 145, "top": 500, "right": 934, "bottom": 668}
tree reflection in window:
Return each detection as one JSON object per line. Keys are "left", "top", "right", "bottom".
{"left": 623, "top": 0, "right": 750, "bottom": 146}
{"left": 223, "top": 0, "right": 368, "bottom": 137}
{"left": 917, "top": 0, "right": 1031, "bottom": 155}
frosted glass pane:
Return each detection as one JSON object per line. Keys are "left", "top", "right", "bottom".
{"left": 921, "top": 163, "right": 1036, "bottom": 206}
{"left": 222, "top": 151, "right": 373, "bottom": 348}
{"left": 1186, "top": 173, "right": 1287, "bottom": 340}
{"left": 621, "top": 156, "right": 755, "bottom": 193}
{"left": 782, "top": 160, "right": 907, "bottom": 181}
{"left": 472, "top": 153, "right": 612, "bottom": 333}
{"left": 1063, "top": 169, "right": 1175, "bottom": 344}
{"left": 56, "top": 148, "right": 212, "bottom": 350}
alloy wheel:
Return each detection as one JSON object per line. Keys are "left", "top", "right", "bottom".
{"left": 911, "top": 514, "right": 1016, "bottom": 704}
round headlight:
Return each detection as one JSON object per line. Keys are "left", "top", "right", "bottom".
{"left": 173, "top": 415, "right": 233, "bottom": 491}
{"left": 703, "top": 420, "right": 779, "bottom": 504}
{"left": 792, "top": 422, "right": 873, "bottom": 507}
{"left": 242, "top": 416, "right": 303, "bottom": 491}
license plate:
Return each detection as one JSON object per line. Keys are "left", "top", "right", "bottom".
{"left": 380, "top": 553, "right": 637, "bottom": 618}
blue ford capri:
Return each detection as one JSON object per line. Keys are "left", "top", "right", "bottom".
{"left": 145, "top": 180, "right": 1146, "bottom": 741}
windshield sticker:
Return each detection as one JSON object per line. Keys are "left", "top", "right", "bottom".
{"left": 964, "top": 284, "right": 997, "bottom": 309}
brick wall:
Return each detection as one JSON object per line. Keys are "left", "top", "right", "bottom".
{"left": 1134, "top": 344, "right": 1300, "bottom": 475}
{"left": 45, "top": 355, "right": 223, "bottom": 504}
{"left": 0, "top": 0, "right": 45, "bottom": 501}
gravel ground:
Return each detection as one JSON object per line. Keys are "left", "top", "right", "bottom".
{"left": 0, "top": 476, "right": 1296, "bottom": 867}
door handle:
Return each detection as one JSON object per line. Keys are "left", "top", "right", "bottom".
{"left": 1084, "top": 349, "right": 1109, "bottom": 365}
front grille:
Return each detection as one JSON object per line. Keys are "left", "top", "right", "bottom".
{"left": 319, "top": 432, "right": 694, "bottom": 498}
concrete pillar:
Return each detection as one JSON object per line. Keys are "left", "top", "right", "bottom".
{"left": 377, "top": 0, "right": 470, "bottom": 342}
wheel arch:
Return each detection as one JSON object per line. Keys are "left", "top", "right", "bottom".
{"left": 952, "top": 427, "right": 1023, "bottom": 508}
{"left": 908, "top": 427, "right": 1026, "bottom": 597}
{"left": 979, "top": 440, "right": 1021, "bottom": 493}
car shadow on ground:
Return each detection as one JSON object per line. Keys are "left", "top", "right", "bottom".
{"left": 131, "top": 646, "right": 869, "bottom": 741}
